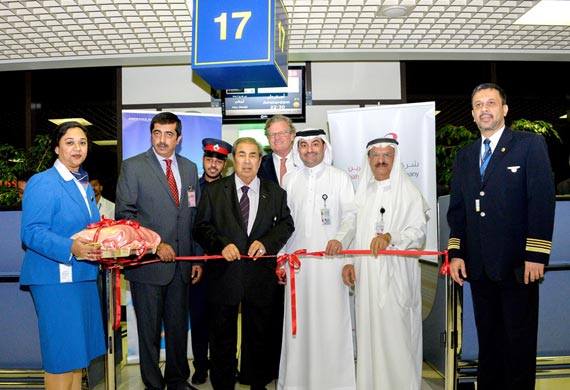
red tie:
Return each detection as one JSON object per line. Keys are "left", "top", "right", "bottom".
{"left": 279, "top": 157, "right": 287, "bottom": 185}
{"left": 164, "top": 159, "right": 180, "bottom": 207}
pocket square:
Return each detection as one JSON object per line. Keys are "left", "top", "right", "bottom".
{"left": 507, "top": 166, "right": 520, "bottom": 173}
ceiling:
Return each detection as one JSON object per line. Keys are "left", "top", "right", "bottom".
{"left": 1, "top": 0, "right": 569, "bottom": 72}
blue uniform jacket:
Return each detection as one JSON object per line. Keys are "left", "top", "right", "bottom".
{"left": 20, "top": 166, "right": 101, "bottom": 285}
{"left": 447, "top": 128, "right": 555, "bottom": 281}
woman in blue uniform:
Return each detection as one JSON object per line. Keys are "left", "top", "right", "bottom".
{"left": 20, "top": 121, "right": 105, "bottom": 390}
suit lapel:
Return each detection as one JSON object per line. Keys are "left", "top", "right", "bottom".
{"left": 145, "top": 149, "right": 178, "bottom": 207}
{"left": 59, "top": 173, "right": 91, "bottom": 222}
{"left": 251, "top": 180, "right": 271, "bottom": 236}
{"left": 177, "top": 154, "right": 189, "bottom": 206}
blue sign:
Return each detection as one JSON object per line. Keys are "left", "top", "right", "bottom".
{"left": 192, "top": 0, "right": 289, "bottom": 90}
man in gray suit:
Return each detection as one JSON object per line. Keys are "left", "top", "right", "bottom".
{"left": 116, "top": 112, "right": 202, "bottom": 390}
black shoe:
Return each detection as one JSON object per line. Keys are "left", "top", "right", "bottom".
{"left": 167, "top": 382, "right": 198, "bottom": 390}
{"left": 191, "top": 370, "right": 208, "bottom": 385}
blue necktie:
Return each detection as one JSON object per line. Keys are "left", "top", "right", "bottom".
{"left": 480, "top": 139, "right": 492, "bottom": 179}
{"left": 239, "top": 186, "right": 250, "bottom": 227}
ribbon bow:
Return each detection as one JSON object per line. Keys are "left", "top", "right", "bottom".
{"left": 276, "top": 250, "right": 304, "bottom": 335}
{"left": 439, "top": 251, "right": 450, "bottom": 276}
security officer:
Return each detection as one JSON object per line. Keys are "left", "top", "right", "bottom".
{"left": 190, "top": 137, "right": 232, "bottom": 385}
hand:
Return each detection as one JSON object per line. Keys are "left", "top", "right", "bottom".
{"left": 222, "top": 243, "right": 241, "bottom": 261}
{"left": 325, "top": 239, "right": 343, "bottom": 256}
{"left": 342, "top": 264, "right": 356, "bottom": 287}
{"left": 190, "top": 265, "right": 203, "bottom": 285}
{"left": 449, "top": 257, "right": 467, "bottom": 286}
{"left": 524, "top": 261, "right": 544, "bottom": 284}
{"left": 370, "top": 233, "right": 391, "bottom": 257}
{"left": 248, "top": 240, "right": 266, "bottom": 260}
{"left": 157, "top": 242, "right": 176, "bottom": 262}
{"left": 72, "top": 237, "right": 101, "bottom": 262}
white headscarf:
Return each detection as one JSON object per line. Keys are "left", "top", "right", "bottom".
{"left": 292, "top": 129, "right": 333, "bottom": 167}
{"left": 355, "top": 135, "right": 401, "bottom": 206}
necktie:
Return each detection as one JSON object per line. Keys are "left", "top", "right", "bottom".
{"left": 70, "top": 166, "right": 89, "bottom": 185}
{"left": 279, "top": 157, "right": 287, "bottom": 185}
{"left": 239, "top": 186, "right": 250, "bottom": 227}
{"left": 164, "top": 159, "right": 180, "bottom": 207}
{"left": 480, "top": 139, "right": 492, "bottom": 179}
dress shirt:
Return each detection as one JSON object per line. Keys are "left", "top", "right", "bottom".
{"left": 235, "top": 175, "right": 260, "bottom": 235}
{"left": 479, "top": 126, "right": 505, "bottom": 167}
{"left": 152, "top": 149, "right": 182, "bottom": 199}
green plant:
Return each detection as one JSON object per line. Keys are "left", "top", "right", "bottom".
{"left": 510, "top": 119, "right": 562, "bottom": 143}
{"left": 0, "top": 134, "right": 54, "bottom": 206}
{"left": 436, "top": 124, "right": 478, "bottom": 190}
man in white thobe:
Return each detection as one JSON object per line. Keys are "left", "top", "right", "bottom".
{"left": 278, "top": 129, "right": 356, "bottom": 390}
{"left": 342, "top": 135, "right": 428, "bottom": 390}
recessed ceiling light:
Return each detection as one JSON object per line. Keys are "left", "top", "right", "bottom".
{"left": 49, "top": 118, "right": 93, "bottom": 126}
{"left": 560, "top": 114, "right": 568, "bottom": 119}
{"left": 93, "top": 140, "right": 117, "bottom": 146}
{"left": 377, "top": 5, "right": 415, "bottom": 18}
{"left": 514, "top": 0, "right": 570, "bottom": 26}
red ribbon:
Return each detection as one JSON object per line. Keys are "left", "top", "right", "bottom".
{"left": 96, "top": 248, "right": 449, "bottom": 332}
{"left": 276, "top": 250, "right": 304, "bottom": 335}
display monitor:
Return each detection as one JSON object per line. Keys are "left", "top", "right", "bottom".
{"left": 221, "top": 66, "right": 306, "bottom": 124}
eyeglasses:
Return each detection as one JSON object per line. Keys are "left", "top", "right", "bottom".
{"left": 369, "top": 152, "right": 394, "bottom": 159}
{"left": 267, "top": 130, "right": 291, "bottom": 139}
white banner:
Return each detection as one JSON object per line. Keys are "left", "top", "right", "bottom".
{"left": 327, "top": 102, "right": 438, "bottom": 257}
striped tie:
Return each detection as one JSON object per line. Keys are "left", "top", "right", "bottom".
{"left": 239, "top": 186, "right": 250, "bottom": 227}
{"left": 480, "top": 139, "right": 492, "bottom": 180}
{"left": 164, "top": 159, "right": 180, "bottom": 207}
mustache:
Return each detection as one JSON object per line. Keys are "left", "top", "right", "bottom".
{"left": 375, "top": 162, "right": 389, "bottom": 168}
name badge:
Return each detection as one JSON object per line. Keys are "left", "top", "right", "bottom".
{"left": 59, "top": 263, "right": 72, "bottom": 283}
{"left": 321, "top": 208, "right": 331, "bottom": 225}
{"left": 188, "top": 186, "right": 196, "bottom": 207}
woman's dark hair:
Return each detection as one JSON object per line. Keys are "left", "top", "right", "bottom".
{"left": 150, "top": 112, "right": 182, "bottom": 137}
{"left": 51, "top": 121, "right": 89, "bottom": 150}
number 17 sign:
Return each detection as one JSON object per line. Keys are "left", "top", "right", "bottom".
{"left": 191, "top": 0, "right": 289, "bottom": 90}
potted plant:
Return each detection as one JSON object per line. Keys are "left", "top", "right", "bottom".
{"left": 0, "top": 134, "right": 53, "bottom": 206}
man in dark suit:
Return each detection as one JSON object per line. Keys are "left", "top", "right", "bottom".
{"left": 193, "top": 137, "right": 294, "bottom": 390}
{"left": 116, "top": 112, "right": 203, "bottom": 390}
{"left": 447, "top": 83, "right": 555, "bottom": 390}
{"left": 189, "top": 137, "right": 233, "bottom": 385}
{"left": 256, "top": 115, "right": 296, "bottom": 379}
{"left": 258, "top": 114, "right": 296, "bottom": 185}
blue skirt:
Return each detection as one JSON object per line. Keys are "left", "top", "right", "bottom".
{"left": 30, "top": 281, "right": 106, "bottom": 373}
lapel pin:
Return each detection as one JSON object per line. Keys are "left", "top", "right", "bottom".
{"left": 501, "top": 147, "right": 506, "bottom": 152}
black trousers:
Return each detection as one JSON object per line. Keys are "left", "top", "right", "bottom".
{"left": 130, "top": 264, "right": 190, "bottom": 390}
{"left": 470, "top": 275, "right": 539, "bottom": 390}
{"left": 207, "top": 301, "right": 273, "bottom": 390}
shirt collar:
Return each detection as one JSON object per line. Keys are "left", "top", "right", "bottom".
{"left": 152, "top": 149, "right": 177, "bottom": 166}
{"left": 481, "top": 125, "right": 505, "bottom": 149}
{"left": 235, "top": 175, "right": 260, "bottom": 194}
{"left": 54, "top": 158, "right": 74, "bottom": 181}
